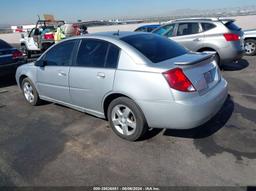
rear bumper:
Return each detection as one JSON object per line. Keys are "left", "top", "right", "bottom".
{"left": 137, "top": 78, "right": 228, "bottom": 129}
{"left": 219, "top": 44, "right": 244, "bottom": 64}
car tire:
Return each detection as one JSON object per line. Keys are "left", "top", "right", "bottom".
{"left": 244, "top": 39, "right": 256, "bottom": 56}
{"left": 21, "top": 78, "right": 41, "bottom": 106}
{"left": 107, "top": 97, "right": 148, "bottom": 141}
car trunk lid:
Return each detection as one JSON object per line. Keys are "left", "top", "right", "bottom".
{"left": 158, "top": 52, "right": 221, "bottom": 95}
{"left": 0, "top": 48, "right": 16, "bottom": 65}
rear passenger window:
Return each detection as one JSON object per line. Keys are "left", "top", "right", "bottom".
{"left": 135, "top": 27, "right": 146, "bottom": 32}
{"left": 0, "top": 40, "right": 11, "bottom": 49}
{"left": 77, "top": 39, "right": 108, "bottom": 68}
{"left": 105, "top": 44, "right": 120, "bottom": 68}
{"left": 201, "top": 23, "right": 216, "bottom": 31}
{"left": 177, "top": 23, "right": 199, "bottom": 36}
{"left": 76, "top": 39, "right": 119, "bottom": 68}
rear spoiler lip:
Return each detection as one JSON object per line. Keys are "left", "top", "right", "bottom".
{"left": 174, "top": 52, "right": 215, "bottom": 66}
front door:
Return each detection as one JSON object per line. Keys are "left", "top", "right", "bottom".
{"left": 36, "top": 40, "right": 77, "bottom": 103}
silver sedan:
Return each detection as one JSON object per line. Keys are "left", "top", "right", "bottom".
{"left": 16, "top": 32, "right": 228, "bottom": 141}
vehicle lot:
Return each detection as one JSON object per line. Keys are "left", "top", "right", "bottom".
{"left": 0, "top": 56, "right": 255, "bottom": 187}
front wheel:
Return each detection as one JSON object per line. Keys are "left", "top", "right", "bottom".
{"left": 107, "top": 97, "right": 148, "bottom": 141}
{"left": 22, "top": 78, "right": 41, "bottom": 106}
{"left": 244, "top": 39, "right": 256, "bottom": 56}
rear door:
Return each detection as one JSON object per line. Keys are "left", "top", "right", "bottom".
{"left": 69, "top": 39, "right": 120, "bottom": 113}
{"left": 36, "top": 40, "right": 77, "bottom": 103}
{"left": 172, "top": 22, "right": 204, "bottom": 51}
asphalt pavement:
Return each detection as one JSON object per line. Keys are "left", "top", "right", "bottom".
{"left": 0, "top": 56, "right": 255, "bottom": 187}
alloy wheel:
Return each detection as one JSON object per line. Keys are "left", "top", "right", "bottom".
{"left": 23, "top": 82, "right": 35, "bottom": 103}
{"left": 111, "top": 104, "right": 137, "bottom": 136}
{"left": 245, "top": 41, "right": 256, "bottom": 55}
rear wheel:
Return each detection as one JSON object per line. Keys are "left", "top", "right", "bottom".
{"left": 244, "top": 39, "right": 256, "bottom": 56}
{"left": 107, "top": 97, "right": 148, "bottom": 141}
{"left": 22, "top": 78, "right": 41, "bottom": 106}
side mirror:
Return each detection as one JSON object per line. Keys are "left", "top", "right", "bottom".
{"left": 35, "top": 60, "right": 47, "bottom": 67}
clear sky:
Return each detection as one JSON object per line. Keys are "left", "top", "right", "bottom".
{"left": 1, "top": 0, "right": 255, "bottom": 25}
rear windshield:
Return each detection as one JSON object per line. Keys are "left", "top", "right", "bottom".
{"left": 225, "top": 21, "right": 241, "bottom": 31}
{"left": 0, "top": 40, "right": 11, "bottom": 49}
{"left": 121, "top": 34, "right": 188, "bottom": 63}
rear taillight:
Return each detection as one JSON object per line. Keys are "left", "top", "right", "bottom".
{"left": 223, "top": 33, "right": 240, "bottom": 41}
{"left": 44, "top": 33, "right": 54, "bottom": 40}
{"left": 12, "top": 50, "right": 23, "bottom": 59}
{"left": 163, "top": 68, "right": 196, "bottom": 92}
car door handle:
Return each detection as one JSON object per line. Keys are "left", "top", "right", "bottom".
{"left": 97, "top": 72, "right": 105, "bottom": 79}
{"left": 58, "top": 71, "right": 67, "bottom": 77}
{"left": 193, "top": 38, "right": 202, "bottom": 42}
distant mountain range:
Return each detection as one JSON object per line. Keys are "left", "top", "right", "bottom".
{"left": 0, "top": 24, "right": 10, "bottom": 29}
{"left": 1, "top": 5, "right": 256, "bottom": 27}
{"left": 138, "top": 5, "right": 256, "bottom": 22}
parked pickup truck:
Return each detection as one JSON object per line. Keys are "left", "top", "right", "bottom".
{"left": 20, "top": 19, "right": 65, "bottom": 58}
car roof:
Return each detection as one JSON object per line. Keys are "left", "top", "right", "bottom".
{"left": 55, "top": 32, "right": 153, "bottom": 65}
{"left": 138, "top": 24, "right": 161, "bottom": 28}
{"left": 68, "top": 31, "right": 150, "bottom": 41}
{"left": 166, "top": 17, "right": 235, "bottom": 23}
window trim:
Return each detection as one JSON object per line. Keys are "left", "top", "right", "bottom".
{"left": 74, "top": 38, "right": 120, "bottom": 69}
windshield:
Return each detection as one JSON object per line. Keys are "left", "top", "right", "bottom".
{"left": 121, "top": 34, "right": 188, "bottom": 63}
{"left": 225, "top": 21, "right": 241, "bottom": 31}
{"left": 152, "top": 24, "right": 175, "bottom": 36}
{"left": 0, "top": 40, "right": 12, "bottom": 49}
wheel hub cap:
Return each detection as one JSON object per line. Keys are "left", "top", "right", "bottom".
{"left": 23, "top": 82, "right": 34, "bottom": 103}
{"left": 245, "top": 42, "right": 256, "bottom": 54}
{"left": 111, "top": 104, "right": 137, "bottom": 136}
